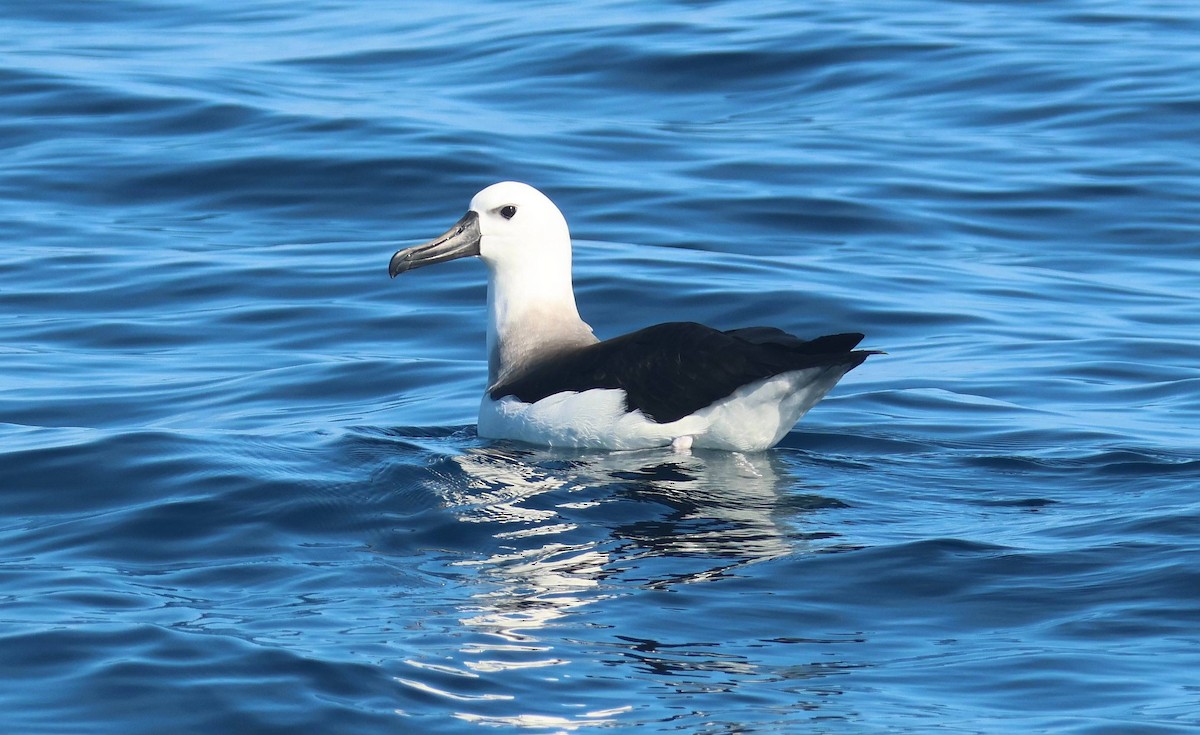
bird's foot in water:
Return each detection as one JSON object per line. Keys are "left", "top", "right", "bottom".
{"left": 671, "top": 435, "right": 694, "bottom": 453}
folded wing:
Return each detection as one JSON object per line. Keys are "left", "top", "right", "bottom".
{"left": 490, "top": 322, "right": 873, "bottom": 423}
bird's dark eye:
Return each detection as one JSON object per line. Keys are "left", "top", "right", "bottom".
{"left": 499, "top": 205, "right": 517, "bottom": 220}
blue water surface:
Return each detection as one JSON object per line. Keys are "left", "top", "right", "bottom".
{"left": 2, "top": 1, "right": 1199, "bottom": 733}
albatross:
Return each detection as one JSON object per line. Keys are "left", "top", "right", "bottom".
{"left": 389, "top": 182, "right": 878, "bottom": 451}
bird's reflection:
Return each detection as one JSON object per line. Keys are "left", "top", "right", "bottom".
{"left": 430, "top": 444, "right": 833, "bottom": 641}
{"left": 399, "top": 441, "right": 853, "bottom": 730}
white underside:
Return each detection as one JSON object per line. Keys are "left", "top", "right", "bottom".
{"left": 477, "top": 366, "right": 851, "bottom": 452}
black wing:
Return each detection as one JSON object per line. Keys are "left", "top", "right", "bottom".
{"left": 489, "top": 322, "right": 874, "bottom": 423}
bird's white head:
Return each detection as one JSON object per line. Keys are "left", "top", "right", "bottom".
{"left": 389, "top": 182, "right": 594, "bottom": 384}
{"left": 388, "top": 181, "right": 572, "bottom": 281}
{"left": 470, "top": 181, "right": 571, "bottom": 276}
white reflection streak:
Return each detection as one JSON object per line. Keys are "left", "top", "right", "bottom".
{"left": 440, "top": 449, "right": 615, "bottom": 652}
{"left": 455, "top": 706, "right": 634, "bottom": 730}
{"left": 393, "top": 676, "right": 513, "bottom": 702}
{"left": 458, "top": 544, "right": 610, "bottom": 642}
{"left": 424, "top": 449, "right": 622, "bottom": 729}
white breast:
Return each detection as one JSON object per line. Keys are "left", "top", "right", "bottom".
{"left": 478, "top": 388, "right": 706, "bottom": 450}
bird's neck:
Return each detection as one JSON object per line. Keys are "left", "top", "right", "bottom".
{"left": 485, "top": 263, "right": 596, "bottom": 387}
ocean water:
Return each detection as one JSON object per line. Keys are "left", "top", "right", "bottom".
{"left": 2, "top": 0, "right": 1199, "bottom": 732}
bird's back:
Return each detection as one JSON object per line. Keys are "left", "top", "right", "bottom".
{"left": 490, "top": 322, "right": 873, "bottom": 424}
